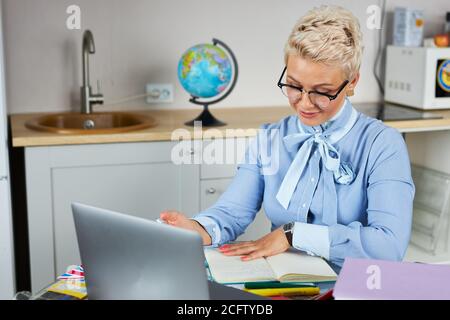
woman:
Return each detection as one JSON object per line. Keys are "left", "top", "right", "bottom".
{"left": 160, "top": 6, "right": 414, "bottom": 270}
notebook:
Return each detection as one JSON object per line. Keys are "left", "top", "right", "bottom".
{"left": 333, "top": 258, "right": 450, "bottom": 300}
{"left": 204, "top": 248, "right": 337, "bottom": 284}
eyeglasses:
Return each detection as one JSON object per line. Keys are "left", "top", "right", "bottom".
{"left": 277, "top": 66, "right": 349, "bottom": 109}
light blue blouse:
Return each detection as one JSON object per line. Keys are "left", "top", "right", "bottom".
{"left": 192, "top": 99, "right": 415, "bottom": 270}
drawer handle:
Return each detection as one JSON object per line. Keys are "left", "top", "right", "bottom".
{"left": 207, "top": 187, "right": 216, "bottom": 194}
{"left": 189, "top": 148, "right": 195, "bottom": 155}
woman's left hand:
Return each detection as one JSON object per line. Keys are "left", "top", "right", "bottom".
{"left": 219, "top": 228, "right": 290, "bottom": 261}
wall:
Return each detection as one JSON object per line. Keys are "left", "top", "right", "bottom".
{"left": 3, "top": 0, "right": 450, "bottom": 175}
{"left": 2, "top": 0, "right": 389, "bottom": 114}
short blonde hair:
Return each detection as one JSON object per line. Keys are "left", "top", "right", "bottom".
{"left": 284, "top": 5, "right": 363, "bottom": 80}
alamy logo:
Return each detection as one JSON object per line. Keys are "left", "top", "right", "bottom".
{"left": 366, "top": 264, "right": 382, "bottom": 290}
{"left": 66, "top": 5, "right": 81, "bottom": 30}
{"left": 366, "top": 5, "right": 382, "bottom": 30}
{"left": 170, "top": 122, "right": 280, "bottom": 176}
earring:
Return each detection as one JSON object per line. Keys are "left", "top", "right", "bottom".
{"left": 346, "top": 88, "right": 354, "bottom": 97}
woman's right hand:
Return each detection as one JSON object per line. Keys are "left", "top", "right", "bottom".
{"left": 159, "top": 210, "right": 212, "bottom": 246}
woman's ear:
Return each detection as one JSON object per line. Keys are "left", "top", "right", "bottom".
{"left": 346, "top": 72, "right": 360, "bottom": 97}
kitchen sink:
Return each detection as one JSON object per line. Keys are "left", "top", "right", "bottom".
{"left": 25, "top": 112, "right": 157, "bottom": 134}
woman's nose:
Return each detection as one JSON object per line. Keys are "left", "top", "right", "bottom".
{"left": 296, "top": 92, "right": 316, "bottom": 111}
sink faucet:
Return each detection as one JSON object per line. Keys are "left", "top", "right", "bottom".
{"left": 81, "top": 30, "right": 104, "bottom": 114}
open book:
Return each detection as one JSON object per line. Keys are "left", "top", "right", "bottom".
{"left": 204, "top": 248, "right": 337, "bottom": 284}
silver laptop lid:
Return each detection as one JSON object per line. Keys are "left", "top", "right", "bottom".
{"left": 72, "top": 202, "right": 209, "bottom": 300}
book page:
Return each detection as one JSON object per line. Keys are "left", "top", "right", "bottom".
{"left": 204, "top": 248, "right": 276, "bottom": 284}
{"left": 266, "top": 250, "right": 337, "bottom": 282}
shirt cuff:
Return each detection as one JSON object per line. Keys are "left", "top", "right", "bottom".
{"left": 190, "top": 216, "right": 221, "bottom": 246}
{"left": 292, "top": 222, "right": 330, "bottom": 260}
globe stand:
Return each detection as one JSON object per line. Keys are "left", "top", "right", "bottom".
{"left": 185, "top": 104, "right": 226, "bottom": 127}
{"left": 183, "top": 38, "right": 238, "bottom": 128}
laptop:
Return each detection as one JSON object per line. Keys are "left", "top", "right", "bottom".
{"left": 72, "top": 202, "right": 209, "bottom": 300}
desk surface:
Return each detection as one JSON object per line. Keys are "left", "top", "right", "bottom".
{"left": 10, "top": 103, "right": 450, "bottom": 147}
{"left": 208, "top": 282, "right": 266, "bottom": 300}
{"left": 32, "top": 280, "right": 266, "bottom": 300}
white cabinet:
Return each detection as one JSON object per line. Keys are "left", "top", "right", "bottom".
{"left": 24, "top": 138, "right": 271, "bottom": 293}
{"left": 199, "top": 137, "right": 271, "bottom": 241}
{"left": 25, "top": 141, "right": 199, "bottom": 292}
{"left": 200, "top": 178, "right": 233, "bottom": 210}
{"left": 200, "top": 178, "right": 271, "bottom": 241}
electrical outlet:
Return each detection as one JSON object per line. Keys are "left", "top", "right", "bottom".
{"left": 146, "top": 83, "right": 174, "bottom": 103}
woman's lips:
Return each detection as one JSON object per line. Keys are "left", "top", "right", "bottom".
{"left": 300, "top": 110, "right": 320, "bottom": 119}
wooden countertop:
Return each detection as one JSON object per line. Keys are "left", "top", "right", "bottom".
{"left": 10, "top": 104, "right": 450, "bottom": 147}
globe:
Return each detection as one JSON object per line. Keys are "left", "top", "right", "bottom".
{"left": 178, "top": 43, "right": 232, "bottom": 99}
{"left": 177, "top": 39, "right": 238, "bottom": 127}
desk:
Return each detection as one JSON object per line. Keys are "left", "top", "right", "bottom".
{"left": 31, "top": 280, "right": 266, "bottom": 300}
{"left": 209, "top": 282, "right": 266, "bottom": 300}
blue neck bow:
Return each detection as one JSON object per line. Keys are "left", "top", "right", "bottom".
{"left": 276, "top": 99, "right": 359, "bottom": 225}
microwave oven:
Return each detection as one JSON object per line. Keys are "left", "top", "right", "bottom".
{"left": 384, "top": 45, "right": 450, "bottom": 109}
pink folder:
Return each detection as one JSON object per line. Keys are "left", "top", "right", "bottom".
{"left": 333, "top": 258, "right": 450, "bottom": 300}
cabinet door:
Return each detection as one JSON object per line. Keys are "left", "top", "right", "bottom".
{"left": 200, "top": 179, "right": 271, "bottom": 241}
{"left": 200, "top": 137, "right": 249, "bottom": 179}
{"left": 25, "top": 141, "right": 200, "bottom": 292}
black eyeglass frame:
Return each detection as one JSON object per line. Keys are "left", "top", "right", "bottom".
{"left": 277, "top": 66, "right": 349, "bottom": 103}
